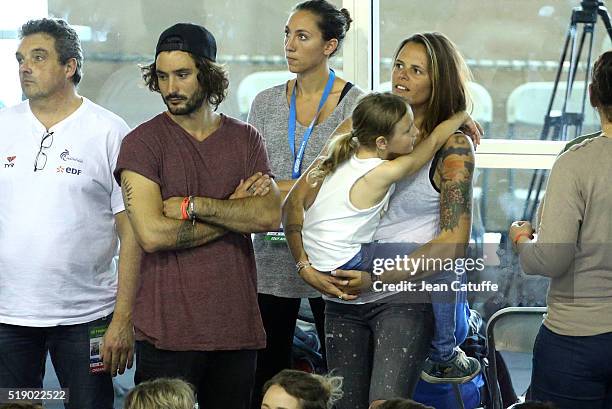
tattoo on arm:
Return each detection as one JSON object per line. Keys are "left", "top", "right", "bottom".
{"left": 121, "top": 175, "right": 135, "bottom": 215}
{"left": 437, "top": 136, "right": 475, "bottom": 232}
{"left": 440, "top": 179, "right": 472, "bottom": 231}
{"left": 176, "top": 221, "right": 196, "bottom": 249}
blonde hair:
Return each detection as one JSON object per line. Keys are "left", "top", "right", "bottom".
{"left": 123, "top": 378, "right": 196, "bottom": 409}
{"left": 263, "top": 369, "right": 343, "bottom": 409}
{"left": 307, "top": 92, "right": 410, "bottom": 186}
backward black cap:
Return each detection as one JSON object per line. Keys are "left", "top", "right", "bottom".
{"left": 155, "top": 23, "right": 217, "bottom": 62}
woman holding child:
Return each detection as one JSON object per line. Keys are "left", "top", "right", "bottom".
{"left": 284, "top": 32, "right": 482, "bottom": 409}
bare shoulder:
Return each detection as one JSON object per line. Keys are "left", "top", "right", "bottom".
{"left": 332, "top": 76, "right": 348, "bottom": 94}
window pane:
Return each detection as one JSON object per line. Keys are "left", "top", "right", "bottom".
{"left": 379, "top": 0, "right": 607, "bottom": 140}
{"left": 39, "top": 0, "right": 341, "bottom": 127}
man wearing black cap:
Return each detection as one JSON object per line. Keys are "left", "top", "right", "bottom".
{"left": 113, "top": 23, "right": 281, "bottom": 408}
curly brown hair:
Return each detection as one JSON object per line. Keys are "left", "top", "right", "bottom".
{"left": 141, "top": 54, "right": 228, "bottom": 110}
{"left": 262, "top": 369, "right": 343, "bottom": 409}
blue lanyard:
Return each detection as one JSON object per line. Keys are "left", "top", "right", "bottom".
{"left": 288, "top": 68, "right": 336, "bottom": 179}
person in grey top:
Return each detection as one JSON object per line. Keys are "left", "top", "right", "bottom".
{"left": 246, "top": 1, "right": 364, "bottom": 408}
{"left": 510, "top": 51, "right": 612, "bottom": 409}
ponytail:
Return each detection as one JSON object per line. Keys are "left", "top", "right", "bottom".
{"left": 307, "top": 131, "right": 357, "bottom": 186}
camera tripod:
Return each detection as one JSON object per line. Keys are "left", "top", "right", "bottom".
{"left": 522, "top": 0, "right": 612, "bottom": 221}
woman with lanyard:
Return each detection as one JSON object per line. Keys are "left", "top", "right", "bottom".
{"left": 246, "top": 1, "right": 364, "bottom": 408}
{"left": 284, "top": 32, "right": 483, "bottom": 409}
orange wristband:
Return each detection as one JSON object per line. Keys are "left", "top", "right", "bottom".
{"left": 513, "top": 232, "right": 533, "bottom": 245}
{"left": 180, "top": 197, "right": 190, "bottom": 220}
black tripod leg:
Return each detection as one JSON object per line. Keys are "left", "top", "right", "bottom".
{"left": 528, "top": 170, "right": 548, "bottom": 222}
{"left": 598, "top": 5, "right": 612, "bottom": 43}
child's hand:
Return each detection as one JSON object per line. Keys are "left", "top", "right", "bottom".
{"left": 460, "top": 113, "right": 482, "bottom": 147}
{"left": 463, "top": 120, "right": 482, "bottom": 146}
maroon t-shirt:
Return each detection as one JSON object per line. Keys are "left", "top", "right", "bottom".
{"left": 114, "top": 113, "right": 269, "bottom": 351}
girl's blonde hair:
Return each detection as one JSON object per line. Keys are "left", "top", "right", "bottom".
{"left": 263, "top": 369, "right": 343, "bottom": 409}
{"left": 307, "top": 92, "right": 410, "bottom": 186}
{"left": 123, "top": 378, "right": 196, "bottom": 409}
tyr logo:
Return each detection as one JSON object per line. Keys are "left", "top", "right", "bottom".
{"left": 4, "top": 156, "right": 16, "bottom": 168}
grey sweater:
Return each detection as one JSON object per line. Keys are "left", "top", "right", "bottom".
{"left": 519, "top": 136, "right": 612, "bottom": 336}
{"left": 247, "top": 82, "right": 364, "bottom": 298}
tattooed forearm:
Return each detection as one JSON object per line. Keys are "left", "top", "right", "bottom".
{"left": 121, "top": 175, "right": 135, "bottom": 215}
{"left": 176, "top": 221, "right": 196, "bottom": 248}
{"left": 284, "top": 224, "right": 303, "bottom": 234}
{"left": 437, "top": 135, "right": 475, "bottom": 233}
{"left": 440, "top": 180, "right": 472, "bottom": 231}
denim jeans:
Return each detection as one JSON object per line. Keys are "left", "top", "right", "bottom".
{"left": 325, "top": 297, "right": 434, "bottom": 409}
{"left": 428, "top": 271, "right": 467, "bottom": 362}
{"left": 530, "top": 325, "right": 612, "bottom": 409}
{"left": 135, "top": 340, "right": 257, "bottom": 409}
{"left": 341, "top": 243, "right": 464, "bottom": 362}
{"left": 0, "top": 315, "right": 114, "bottom": 409}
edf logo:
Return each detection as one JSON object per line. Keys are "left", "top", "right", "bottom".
{"left": 66, "top": 167, "right": 82, "bottom": 175}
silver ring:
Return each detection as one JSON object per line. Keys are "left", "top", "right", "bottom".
{"left": 338, "top": 294, "right": 343, "bottom": 300}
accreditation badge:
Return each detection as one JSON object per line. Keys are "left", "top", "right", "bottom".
{"left": 264, "top": 231, "right": 286, "bottom": 243}
{"left": 88, "top": 322, "right": 108, "bottom": 374}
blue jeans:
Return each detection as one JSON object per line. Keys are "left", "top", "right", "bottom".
{"left": 429, "top": 271, "right": 466, "bottom": 362}
{"left": 0, "top": 315, "right": 114, "bottom": 409}
{"left": 325, "top": 297, "right": 434, "bottom": 409}
{"left": 340, "top": 244, "right": 464, "bottom": 362}
{"left": 530, "top": 325, "right": 612, "bottom": 409}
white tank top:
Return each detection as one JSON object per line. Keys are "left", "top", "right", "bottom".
{"left": 329, "top": 157, "right": 442, "bottom": 305}
{"left": 302, "top": 154, "right": 394, "bottom": 271}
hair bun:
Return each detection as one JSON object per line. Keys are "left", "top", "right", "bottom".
{"left": 340, "top": 8, "right": 353, "bottom": 32}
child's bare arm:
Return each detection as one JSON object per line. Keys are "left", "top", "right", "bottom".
{"left": 372, "top": 111, "right": 472, "bottom": 186}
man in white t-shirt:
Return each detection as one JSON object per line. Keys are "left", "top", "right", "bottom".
{"left": 0, "top": 18, "right": 140, "bottom": 409}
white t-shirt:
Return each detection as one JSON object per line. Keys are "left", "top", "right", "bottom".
{"left": 0, "top": 98, "right": 129, "bottom": 326}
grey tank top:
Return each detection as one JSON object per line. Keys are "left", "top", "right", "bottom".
{"left": 375, "top": 157, "right": 440, "bottom": 243}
